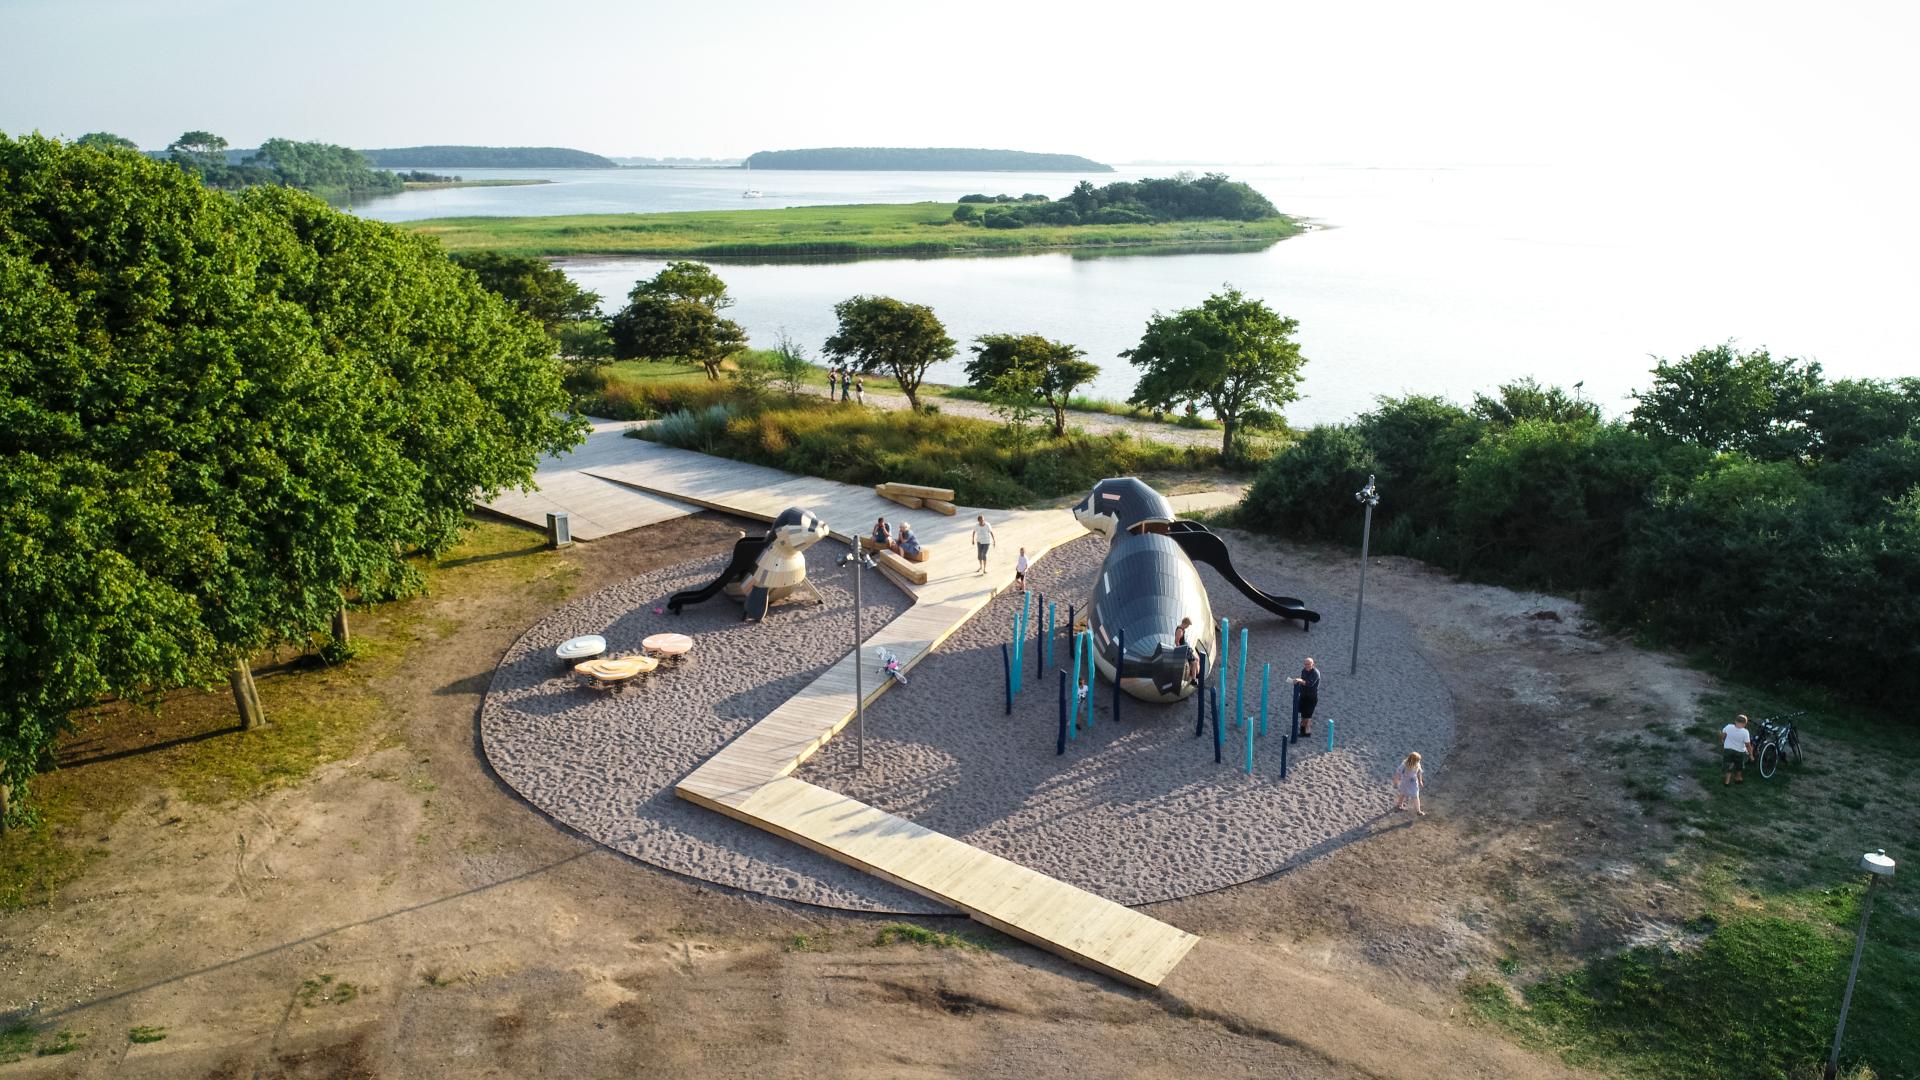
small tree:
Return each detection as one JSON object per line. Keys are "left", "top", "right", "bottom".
{"left": 452, "top": 252, "right": 601, "bottom": 330}
{"left": 74, "top": 132, "right": 139, "bottom": 152}
{"left": 772, "top": 331, "right": 812, "bottom": 400}
{"left": 986, "top": 365, "right": 1044, "bottom": 473}
{"left": 1471, "top": 377, "right": 1599, "bottom": 428}
{"left": 729, "top": 349, "right": 779, "bottom": 405}
{"left": 1631, "top": 342, "right": 1823, "bottom": 458}
{"left": 967, "top": 333, "right": 1100, "bottom": 437}
{"left": 1124, "top": 287, "right": 1308, "bottom": 460}
{"left": 821, "top": 295, "right": 955, "bottom": 411}
{"left": 609, "top": 262, "right": 746, "bottom": 380}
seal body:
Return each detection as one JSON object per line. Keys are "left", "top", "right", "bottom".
{"left": 1072, "top": 478, "right": 1215, "bottom": 702}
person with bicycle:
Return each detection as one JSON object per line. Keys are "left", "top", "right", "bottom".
{"left": 1718, "top": 714, "right": 1755, "bottom": 786}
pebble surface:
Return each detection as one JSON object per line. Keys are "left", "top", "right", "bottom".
{"left": 482, "top": 531, "right": 1455, "bottom": 912}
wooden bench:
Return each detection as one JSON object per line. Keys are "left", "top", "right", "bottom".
{"left": 873, "top": 549, "right": 930, "bottom": 585}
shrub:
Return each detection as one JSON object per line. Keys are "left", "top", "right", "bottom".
{"left": 952, "top": 204, "right": 980, "bottom": 222}
{"left": 982, "top": 210, "right": 1025, "bottom": 230}
{"left": 1240, "top": 426, "right": 1377, "bottom": 541}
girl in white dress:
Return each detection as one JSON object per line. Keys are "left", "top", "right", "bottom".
{"left": 1392, "top": 752, "right": 1425, "bottom": 816}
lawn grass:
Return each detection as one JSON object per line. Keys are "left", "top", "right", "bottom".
{"left": 0, "top": 521, "right": 575, "bottom": 911}
{"left": 1471, "top": 685, "right": 1918, "bottom": 1080}
{"left": 405, "top": 201, "right": 1303, "bottom": 258}
{"left": 871, "top": 923, "right": 995, "bottom": 951}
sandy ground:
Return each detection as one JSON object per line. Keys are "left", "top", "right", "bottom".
{"left": 0, "top": 511, "right": 1712, "bottom": 1079}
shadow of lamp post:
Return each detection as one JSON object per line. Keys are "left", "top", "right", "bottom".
{"left": 1826, "top": 849, "right": 1896, "bottom": 1079}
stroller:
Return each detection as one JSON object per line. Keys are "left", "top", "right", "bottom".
{"left": 875, "top": 647, "right": 908, "bottom": 686}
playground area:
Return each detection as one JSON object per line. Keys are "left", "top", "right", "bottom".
{"left": 480, "top": 516, "right": 1453, "bottom": 916}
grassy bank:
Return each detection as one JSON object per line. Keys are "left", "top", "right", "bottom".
{"left": 594, "top": 365, "right": 1215, "bottom": 507}
{"left": 405, "top": 201, "right": 1303, "bottom": 258}
{"left": 1467, "top": 684, "right": 1917, "bottom": 1080}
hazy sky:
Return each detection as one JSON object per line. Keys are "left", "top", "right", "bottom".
{"left": 3, "top": 0, "right": 1916, "bottom": 171}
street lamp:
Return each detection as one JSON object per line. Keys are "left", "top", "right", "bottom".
{"left": 1350, "top": 474, "right": 1379, "bottom": 677}
{"left": 837, "top": 546, "right": 877, "bottom": 770}
{"left": 1826, "top": 849, "right": 1897, "bottom": 1080}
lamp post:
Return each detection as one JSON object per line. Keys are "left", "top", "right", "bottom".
{"left": 837, "top": 547, "right": 877, "bottom": 770}
{"left": 1826, "top": 849, "right": 1897, "bottom": 1080}
{"left": 1350, "top": 474, "right": 1379, "bottom": 677}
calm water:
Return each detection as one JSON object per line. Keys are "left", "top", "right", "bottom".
{"left": 357, "top": 164, "right": 1919, "bottom": 425}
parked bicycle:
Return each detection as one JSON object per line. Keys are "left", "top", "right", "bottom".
{"left": 1751, "top": 711, "right": 1804, "bottom": 779}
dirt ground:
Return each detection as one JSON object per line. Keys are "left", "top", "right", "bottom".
{"left": 0, "top": 514, "right": 1717, "bottom": 1079}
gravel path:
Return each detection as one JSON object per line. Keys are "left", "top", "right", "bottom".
{"left": 482, "top": 528, "right": 1454, "bottom": 912}
{"left": 803, "top": 382, "right": 1226, "bottom": 450}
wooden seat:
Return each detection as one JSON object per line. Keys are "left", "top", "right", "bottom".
{"left": 574, "top": 654, "right": 658, "bottom": 691}
{"left": 873, "top": 549, "right": 930, "bottom": 585}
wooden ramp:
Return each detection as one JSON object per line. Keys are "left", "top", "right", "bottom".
{"left": 496, "top": 433, "right": 1201, "bottom": 988}
{"left": 478, "top": 419, "right": 698, "bottom": 540}
{"left": 683, "top": 776, "right": 1197, "bottom": 989}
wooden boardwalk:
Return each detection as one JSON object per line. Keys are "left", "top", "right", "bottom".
{"left": 479, "top": 420, "right": 697, "bottom": 540}
{"left": 497, "top": 431, "right": 1200, "bottom": 988}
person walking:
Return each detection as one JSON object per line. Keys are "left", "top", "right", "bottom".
{"left": 969, "top": 515, "right": 996, "bottom": 575}
{"left": 1719, "top": 713, "right": 1755, "bottom": 786}
{"left": 1291, "top": 657, "right": 1320, "bottom": 738}
{"left": 1392, "top": 752, "right": 1425, "bottom": 815}
{"left": 854, "top": 376, "right": 865, "bottom": 405}
{"left": 825, "top": 368, "right": 838, "bottom": 402}
{"left": 1014, "top": 547, "right": 1030, "bottom": 590}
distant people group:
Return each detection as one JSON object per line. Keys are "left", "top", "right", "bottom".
{"left": 824, "top": 366, "right": 865, "bottom": 405}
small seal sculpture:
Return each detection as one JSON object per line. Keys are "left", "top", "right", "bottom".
{"left": 667, "top": 506, "right": 831, "bottom": 621}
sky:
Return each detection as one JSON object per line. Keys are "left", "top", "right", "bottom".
{"left": 3, "top": 0, "right": 1917, "bottom": 175}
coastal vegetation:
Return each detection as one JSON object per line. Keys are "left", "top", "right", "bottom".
{"left": 161, "top": 130, "right": 402, "bottom": 199}
{"left": 608, "top": 261, "right": 747, "bottom": 381}
{"left": 403, "top": 200, "right": 1303, "bottom": 258}
{"left": 1126, "top": 288, "right": 1308, "bottom": 460}
{"left": 821, "top": 296, "right": 956, "bottom": 412}
{"left": 360, "top": 145, "right": 615, "bottom": 168}
{"left": 965, "top": 334, "right": 1099, "bottom": 437}
{"left": 1239, "top": 353, "right": 1920, "bottom": 707}
{"left": 0, "top": 134, "right": 581, "bottom": 825}
{"left": 742, "top": 147, "right": 1111, "bottom": 171}
{"left": 956, "top": 172, "right": 1278, "bottom": 228}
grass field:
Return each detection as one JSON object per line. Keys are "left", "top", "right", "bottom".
{"left": 1469, "top": 684, "right": 1917, "bottom": 1080}
{"left": 404, "top": 201, "right": 1304, "bottom": 258}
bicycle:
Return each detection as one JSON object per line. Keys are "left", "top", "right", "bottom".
{"left": 1751, "top": 711, "right": 1804, "bottom": 779}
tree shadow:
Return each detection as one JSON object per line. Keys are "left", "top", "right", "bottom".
{"left": 56, "top": 724, "right": 242, "bottom": 769}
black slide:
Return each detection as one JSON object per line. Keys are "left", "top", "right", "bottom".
{"left": 667, "top": 535, "right": 768, "bottom": 614}
{"left": 1166, "top": 521, "right": 1321, "bottom": 631}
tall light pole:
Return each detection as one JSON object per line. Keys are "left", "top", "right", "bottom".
{"left": 837, "top": 546, "right": 876, "bottom": 770}
{"left": 1350, "top": 474, "right": 1379, "bottom": 677}
{"left": 1826, "top": 849, "right": 1897, "bottom": 1080}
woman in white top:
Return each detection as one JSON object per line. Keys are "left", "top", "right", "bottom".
{"left": 970, "top": 515, "right": 996, "bottom": 575}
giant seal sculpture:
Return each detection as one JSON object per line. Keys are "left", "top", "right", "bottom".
{"left": 1072, "top": 478, "right": 1320, "bottom": 703}
{"left": 667, "top": 506, "right": 831, "bottom": 621}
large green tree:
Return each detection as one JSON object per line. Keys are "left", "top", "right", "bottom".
{"left": 74, "top": 132, "right": 139, "bottom": 152}
{"left": 1124, "top": 287, "right": 1307, "bottom": 459}
{"left": 1631, "top": 343, "right": 1822, "bottom": 458}
{"left": 822, "top": 295, "right": 955, "bottom": 411}
{"left": 966, "top": 333, "right": 1100, "bottom": 437}
{"left": 608, "top": 261, "right": 746, "bottom": 380}
{"left": 0, "top": 133, "right": 582, "bottom": 824}
{"left": 451, "top": 252, "right": 601, "bottom": 330}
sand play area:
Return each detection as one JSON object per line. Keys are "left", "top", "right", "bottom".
{"left": 480, "top": 529, "right": 1454, "bottom": 913}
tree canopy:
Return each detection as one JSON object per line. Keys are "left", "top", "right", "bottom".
{"left": 0, "top": 133, "right": 582, "bottom": 821}
{"left": 166, "top": 130, "right": 402, "bottom": 199}
{"left": 1125, "top": 287, "right": 1307, "bottom": 458}
{"left": 966, "top": 333, "right": 1100, "bottom": 437}
{"left": 74, "top": 132, "right": 139, "bottom": 152}
{"left": 1631, "top": 343, "right": 1822, "bottom": 458}
{"left": 821, "top": 296, "right": 956, "bottom": 411}
{"left": 953, "top": 173, "right": 1278, "bottom": 228}
{"left": 608, "top": 261, "right": 746, "bottom": 380}
{"left": 451, "top": 252, "right": 601, "bottom": 330}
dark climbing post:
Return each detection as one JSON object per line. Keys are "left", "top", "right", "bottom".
{"left": 1035, "top": 600, "right": 1045, "bottom": 680}
{"left": 1259, "top": 663, "right": 1270, "bottom": 737}
{"left": 1113, "top": 629, "right": 1125, "bottom": 723}
{"left": 1056, "top": 670, "right": 1067, "bottom": 755}
{"left": 1211, "top": 687, "right": 1223, "bottom": 764}
{"left": 1291, "top": 682, "right": 1301, "bottom": 743}
{"left": 1001, "top": 642, "right": 1012, "bottom": 716}
{"left": 1280, "top": 726, "right": 1289, "bottom": 779}
{"left": 1195, "top": 653, "right": 1208, "bottom": 737}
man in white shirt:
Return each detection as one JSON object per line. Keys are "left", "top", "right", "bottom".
{"left": 970, "top": 515, "right": 996, "bottom": 575}
{"left": 1719, "top": 714, "right": 1754, "bottom": 786}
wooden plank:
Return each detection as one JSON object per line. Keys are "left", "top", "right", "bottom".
{"left": 923, "top": 498, "right": 957, "bottom": 516}
{"left": 880, "top": 481, "right": 957, "bottom": 501}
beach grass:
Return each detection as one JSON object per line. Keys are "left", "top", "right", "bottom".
{"left": 404, "top": 202, "right": 1303, "bottom": 258}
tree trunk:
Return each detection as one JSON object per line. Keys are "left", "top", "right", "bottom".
{"left": 0, "top": 776, "right": 11, "bottom": 834}
{"left": 899, "top": 379, "right": 920, "bottom": 412}
{"left": 1220, "top": 418, "right": 1238, "bottom": 461}
{"left": 1051, "top": 402, "right": 1067, "bottom": 438}
{"left": 332, "top": 606, "right": 351, "bottom": 647}
{"left": 230, "top": 657, "right": 267, "bottom": 731}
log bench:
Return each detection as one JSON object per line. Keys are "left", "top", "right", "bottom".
{"left": 873, "top": 549, "right": 931, "bottom": 585}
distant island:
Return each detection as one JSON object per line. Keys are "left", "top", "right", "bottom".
{"left": 361, "top": 146, "right": 615, "bottom": 168}
{"left": 743, "top": 147, "right": 1113, "bottom": 172}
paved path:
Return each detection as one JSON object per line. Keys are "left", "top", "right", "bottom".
{"left": 484, "top": 429, "right": 1200, "bottom": 988}
{"left": 807, "top": 383, "right": 1227, "bottom": 450}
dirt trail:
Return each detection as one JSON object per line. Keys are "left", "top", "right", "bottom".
{"left": 0, "top": 516, "right": 1708, "bottom": 1078}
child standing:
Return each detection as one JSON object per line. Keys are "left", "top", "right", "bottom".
{"left": 1392, "top": 752, "right": 1425, "bottom": 816}
{"left": 1014, "top": 547, "right": 1030, "bottom": 590}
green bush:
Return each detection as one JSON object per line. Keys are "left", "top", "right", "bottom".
{"left": 1240, "top": 426, "right": 1377, "bottom": 540}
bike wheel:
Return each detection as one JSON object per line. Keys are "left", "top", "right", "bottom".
{"left": 1786, "top": 730, "right": 1803, "bottom": 765}
{"left": 1758, "top": 741, "right": 1779, "bottom": 779}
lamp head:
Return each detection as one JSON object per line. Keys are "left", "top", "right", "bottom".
{"left": 1862, "top": 850, "right": 1896, "bottom": 877}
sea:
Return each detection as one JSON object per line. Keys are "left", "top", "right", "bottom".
{"left": 352, "top": 162, "right": 1918, "bottom": 426}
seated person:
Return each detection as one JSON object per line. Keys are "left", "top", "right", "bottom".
{"left": 896, "top": 523, "right": 922, "bottom": 559}
{"left": 870, "top": 516, "right": 891, "bottom": 548}
{"left": 1174, "top": 617, "right": 1201, "bottom": 685}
